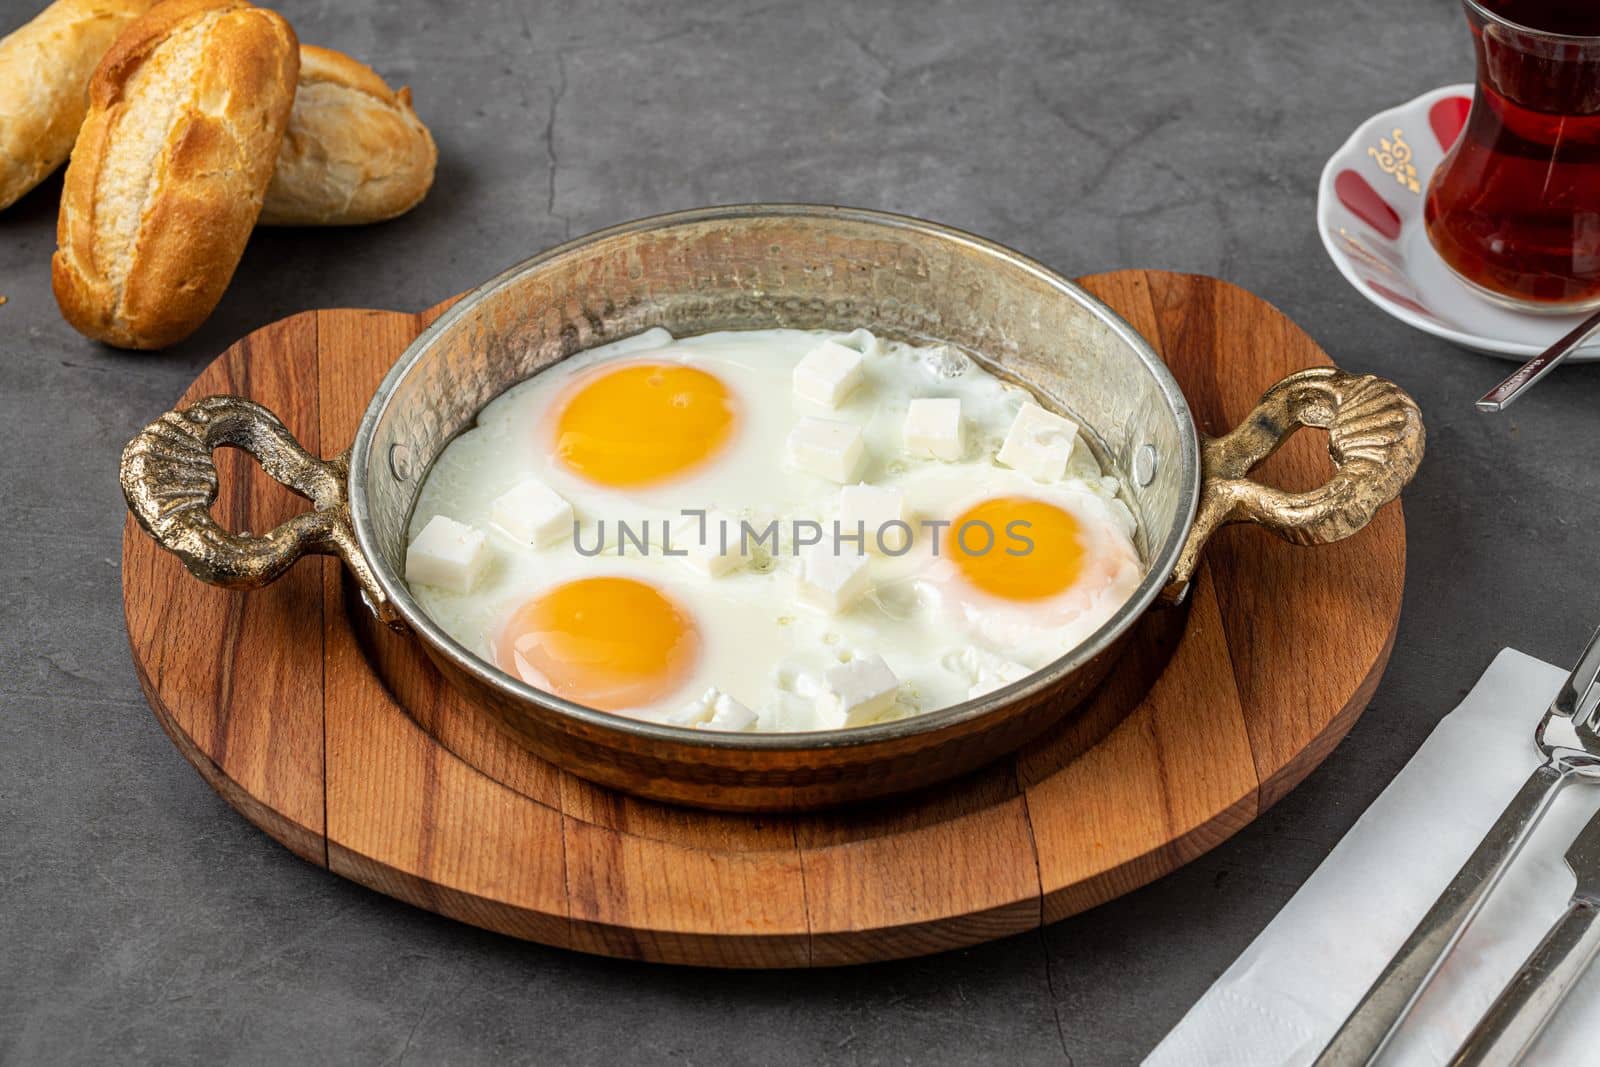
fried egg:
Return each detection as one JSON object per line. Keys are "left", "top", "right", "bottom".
{"left": 406, "top": 327, "right": 1144, "bottom": 731}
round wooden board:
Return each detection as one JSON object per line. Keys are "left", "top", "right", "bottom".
{"left": 122, "top": 270, "right": 1406, "bottom": 967}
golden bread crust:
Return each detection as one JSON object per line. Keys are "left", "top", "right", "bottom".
{"left": 0, "top": 0, "right": 154, "bottom": 211}
{"left": 260, "top": 43, "right": 436, "bottom": 227}
{"left": 51, "top": 0, "right": 298, "bottom": 349}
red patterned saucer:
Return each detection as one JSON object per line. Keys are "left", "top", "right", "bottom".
{"left": 1317, "top": 84, "right": 1600, "bottom": 362}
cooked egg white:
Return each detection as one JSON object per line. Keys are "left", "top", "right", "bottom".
{"left": 407, "top": 327, "right": 1143, "bottom": 731}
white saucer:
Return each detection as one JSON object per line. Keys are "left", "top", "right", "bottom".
{"left": 1316, "top": 83, "right": 1600, "bottom": 362}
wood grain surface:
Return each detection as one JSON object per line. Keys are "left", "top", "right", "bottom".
{"left": 121, "top": 270, "right": 1408, "bottom": 966}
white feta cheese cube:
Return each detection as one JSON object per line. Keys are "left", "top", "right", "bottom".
{"left": 666, "top": 690, "right": 716, "bottom": 727}
{"left": 837, "top": 483, "right": 910, "bottom": 554}
{"left": 793, "top": 340, "right": 865, "bottom": 408}
{"left": 902, "top": 397, "right": 964, "bottom": 461}
{"left": 946, "top": 646, "right": 1033, "bottom": 699}
{"left": 489, "top": 477, "right": 573, "bottom": 548}
{"left": 669, "top": 687, "right": 756, "bottom": 731}
{"left": 996, "top": 402, "right": 1079, "bottom": 482}
{"left": 405, "top": 515, "right": 491, "bottom": 593}
{"left": 759, "top": 690, "right": 820, "bottom": 732}
{"left": 796, "top": 544, "right": 872, "bottom": 613}
{"left": 671, "top": 511, "right": 749, "bottom": 577}
{"left": 816, "top": 654, "right": 900, "bottom": 727}
{"left": 786, "top": 416, "right": 865, "bottom": 483}
{"left": 706, "top": 694, "right": 757, "bottom": 732}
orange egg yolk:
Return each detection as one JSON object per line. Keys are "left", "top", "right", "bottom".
{"left": 496, "top": 577, "right": 700, "bottom": 711}
{"left": 551, "top": 362, "right": 737, "bottom": 487}
{"left": 951, "top": 496, "right": 1085, "bottom": 601}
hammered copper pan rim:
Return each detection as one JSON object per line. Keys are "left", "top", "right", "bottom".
{"left": 346, "top": 203, "right": 1201, "bottom": 752}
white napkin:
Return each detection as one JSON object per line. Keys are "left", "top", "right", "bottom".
{"left": 1146, "top": 648, "right": 1600, "bottom": 1067}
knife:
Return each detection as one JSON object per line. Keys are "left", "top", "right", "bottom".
{"left": 1450, "top": 807, "right": 1600, "bottom": 1065}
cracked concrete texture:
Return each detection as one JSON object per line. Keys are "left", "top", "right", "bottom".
{"left": 5, "top": 0, "right": 1600, "bottom": 1063}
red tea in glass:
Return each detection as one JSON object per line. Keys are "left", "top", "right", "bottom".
{"left": 1425, "top": 0, "right": 1600, "bottom": 311}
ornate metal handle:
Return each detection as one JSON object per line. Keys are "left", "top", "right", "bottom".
{"left": 1163, "top": 367, "right": 1424, "bottom": 601}
{"left": 120, "top": 395, "right": 396, "bottom": 622}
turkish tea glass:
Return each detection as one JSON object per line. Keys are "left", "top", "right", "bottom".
{"left": 1425, "top": 0, "right": 1600, "bottom": 312}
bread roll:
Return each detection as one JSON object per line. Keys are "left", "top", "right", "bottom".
{"left": 52, "top": 0, "right": 298, "bottom": 349}
{"left": 0, "top": 0, "right": 154, "bottom": 211}
{"left": 260, "top": 45, "right": 436, "bottom": 226}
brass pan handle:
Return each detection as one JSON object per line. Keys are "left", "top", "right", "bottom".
{"left": 1162, "top": 367, "right": 1424, "bottom": 602}
{"left": 120, "top": 395, "right": 396, "bottom": 622}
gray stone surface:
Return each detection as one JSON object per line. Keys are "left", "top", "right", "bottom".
{"left": 3, "top": 0, "right": 1596, "bottom": 1063}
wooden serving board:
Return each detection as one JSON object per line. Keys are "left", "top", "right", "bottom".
{"left": 122, "top": 270, "right": 1406, "bottom": 967}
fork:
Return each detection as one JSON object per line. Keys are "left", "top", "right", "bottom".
{"left": 1314, "top": 626, "right": 1600, "bottom": 1065}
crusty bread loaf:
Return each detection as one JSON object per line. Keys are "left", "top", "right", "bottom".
{"left": 260, "top": 45, "right": 436, "bottom": 226}
{"left": 0, "top": 0, "right": 154, "bottom": 211}
{"left": 52, "top": 0, "right": 297, "bottom": 350}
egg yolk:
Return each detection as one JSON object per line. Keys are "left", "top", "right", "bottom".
{"left": 951, "top": 496, "right": 1084, "bottom": 601}
{"left": 552, "top": 362, "right": 737, "bottom": 486}
{"left": 496, "top": 577, "right": 700, "bottom": 711}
